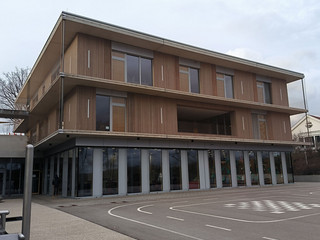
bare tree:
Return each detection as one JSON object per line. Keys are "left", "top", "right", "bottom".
{"left": 0, "top": 67, "right": 29, "bottom": 110}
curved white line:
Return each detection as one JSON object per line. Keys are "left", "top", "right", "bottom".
{"left": 137, "top": 204, "right": 153, "bottom": 215}
{"left": 108, "top": 204, "right": 204, "bottom": 240}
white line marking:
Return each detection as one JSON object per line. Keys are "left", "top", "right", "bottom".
{"left": 224, "top": 203, "right": 236, "bottom": 208}
{"left": 206, "top": 224, "right": 231, "bottom": 232}
{"left": 277, "top": 201, "right": 299, "bottom": 212}
{"left": 166, "top": 216, "right": 184, "bottom": 221}
{"left": 238, "top": 202, "right": 250, "bottom": 210}
{"left": 108, "top": 204, "right": 203, "bottom": 240}
{"left": 262, "top": 237, "right": 279, "bottom": 240}
{"left": 293, "top": 202, "right": 312, "bottom": 210}
{"left": 264, "top": 200, "right": 284, "bottom": 214}
{"left": 203, "top": 198, "right": 218, "bottom": 201}
{"left": 310, "top": 204, "right": 320, "bottom": 208}
{"left": 252, "top": 201, "right": 266, "bottom": 212}
{"left": 137, "top": 205, "right": 153, "bottom": 215}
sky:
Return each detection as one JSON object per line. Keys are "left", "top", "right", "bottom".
{"left": 0, "top": 0, "right": 319, "bottom": 132}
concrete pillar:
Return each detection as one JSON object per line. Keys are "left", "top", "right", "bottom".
{"left": 118, "top": 149, "right": 127, "bottom": 195}
{"left": 270, "top": 152, "right": 277, "bottom": 185}
{"left": 62, "top": 152, "right": 68, "bottom": 197}
{"left": 43, "top": 158, "right": 48, "bottom": 195}
{"left": 215, "top": 150, "right": 222, "bottom": 188}
{"left": 162, "top": 150, "right": 170, "bottom": 192}
{"left": 198, "top": 151, "right": 206, "bottom": 190}
{"left": 281, "top": 152, "right": 289, "bottom": 184}
{"left": 257, "top": 151, "right": 264, "bottom": 186}
{"left": 49, "top": 156, "right": 54, "bottom": 196}
{"left": 230, "top": 151, "right": 237, "bottom": 188}
{"left": 203, "top": 150, "right": 210, "bottom": 189}
{"left": 71, "top": 149, "right": 76, "bottom": 198}
{"left": 141, "top": 149, "right": 150, "bottom": 194}
{"left": 181, "top": 150, "right": 189, "bottom": 191}
{"left": 93, "top": 148, "right": 103, "bottom": 197}
{"left": 244, "top": 151, "right": 252, "bottom": 187}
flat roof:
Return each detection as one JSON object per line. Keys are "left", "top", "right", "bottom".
{"left": 16, "top": 11, "right": 305, "bottom": 105}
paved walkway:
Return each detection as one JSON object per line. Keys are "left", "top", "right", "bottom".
{"left": 0, "top": 198, "right": 133, "bottom": 240}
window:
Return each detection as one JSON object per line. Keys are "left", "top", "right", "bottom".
{"left": 273, "top": 152, "right": 284, "bottom": 184}
{"left": 103, "top": 148, "right": 118, "bottom": 195}
{"left": 96, "top": 95, "right": 126, "bottom": 132}
{"left": 252, "top": 113, "right": 268, "bottom": 140}
{"left": 257, "top": 81, "right": 272, "bottom": 104}
{"left": 188, "top": 150, "right": 199, "bottom": 189}
{"left": 248, "top": 151, "right": 259, "bottom": 185}
{"left": 149, "top": 149, "right": 162, "bottom": 192}
{"left": 127, "top": 149, "right": 141, "bottom": 194}
{"left": 208, "top": 150, "right": 216, "bottom": 188}
{"left": 169, "top": 149, "right": 182, "bottom": 190}
{"left": 179, "top": 66, "right": 199, "bottom": 93}
{"left": 77, "top": 147, "right": 93, "bottom": 197}
{"left": 216, "top": 73, "right": 233, "bottom": 98}
{"left": 235, "top": 151, "right": 246, "bottom": 186}
{"left": 221, "top": 150, "right": 232, "bottom": 187}
{"left": 112, "top": 51, "right": 153, "bottom": 86}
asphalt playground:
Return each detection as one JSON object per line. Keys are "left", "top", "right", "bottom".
{"left": 44, "top": 183, "right": 320, "bottom": 240}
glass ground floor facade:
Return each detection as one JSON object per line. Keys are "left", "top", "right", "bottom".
{"left": 40, "top": 144, "right": 295, "bottom": 198}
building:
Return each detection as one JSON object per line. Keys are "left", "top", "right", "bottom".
{"left": 292, "top": 114, "right": 320, "bottom": 150}
{"left": 15, "top": 12, "right": 306, "bottom": 198}
{"left": 0, "top": 135, "right": 28, "bottom": 197}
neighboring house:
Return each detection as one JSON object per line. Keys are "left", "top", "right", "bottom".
{"left": 14, "top": 12, "right": 306, "bottom": 198}
{"left": 291, "top": 114, "right": 320, "bottom": 150}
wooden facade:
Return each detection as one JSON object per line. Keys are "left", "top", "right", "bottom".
{"left": 15, "top": 13, "right": 305, "bottom": 149}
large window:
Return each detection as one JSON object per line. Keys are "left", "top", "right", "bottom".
{"left": 78, "top": 148, "right": 93, "bottom": 197}
{"left": 127, "top": 149, "right": 141, "bottom": 194}
{"left": 262, "top": 151, "right": 272, "bottom": 185}
{"left": 112, "top": 51, "right": 152, "bottom": 86}
{"left": 179, "top": 66, "right": 199, "bottom": 93}
{"left": 188, "top": 150, "right": 199, "bottom": 189}
{"left": 216, "top": 73, "right": 233, "bottom": 98}
{"left": 149, "top": 149, "right": 162, "bottom": 192}
{"left": 257, "top": 81, "right": 272, "bottom": 104}
{"left": 177, "top": 106, "right": 231, "bottom": 135}
{"left": 274, "top": 152, "right": 284, "bottom": 184}
{"left": 103, "top": 148, "right": 118, "bottom": 195}
{"left": 169, "top": 149, "right": 182, "bottom": 190}
{"left": 248, "top": 151, "right": 259, "bottom": 185}
{"left": 96, "top": 95, "right": 126, "bottom": 132}
{"left": 208, "top": 150, "right": 216, "bottom": 188}
{"left": 252, "top": 113, "right": 268, "bottom": 140}
{"left": 286, "top": 152, "right": 294, "bottom": 183}
{"left": 221, "top": 150, "right": 232, "bottom": 187}
{"left": 235, "top": 151, "right": 246, "bottom": 186}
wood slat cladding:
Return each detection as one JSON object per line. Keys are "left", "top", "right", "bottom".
{"left": 112, "top": 105, "right": 126, "bottom": 132}
{"left": 63, "top": 88, "right": 78, "bottom": 130}
{"left": 153, "top": 52, "right": 179, "bottom": 90}
{"left": 111, "top": 51, "right": 125, "bottom": 82}
{"left": 271, "top": 78, "right": 289, "bottom": 106}
{"left": 199, "top": 63, "right": 214, "bottom": 95}
{"left": 233, "top": 70, "right": 255, "bottom": 101}
{"left": 64, "top": 35, "right": 78, "bottom": 75}
{"left": 127, "top": 93, "right": 177, "bottom": 134}
{"left": 77, "top": 34, "right": 111, "bottom": 79}
{"left": 77, "top": 86, "right": 96, "bottom": 130}
{"left": 267, "top": 112, "right": 292, "bottom": 141}
{"left": 47, "top": 107, "right": 59, "bottom": 135}
{"left": 232, "top": 109, "right": 253, "bottom": 139}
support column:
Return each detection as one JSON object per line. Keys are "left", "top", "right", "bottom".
{"left": 181, "top": 150, "right": 189, "bottom": 191}
{"left": 141, "top": 149, "right": 150, "bottom": 194}
{"left": 270, "top": 152, "right": 277, "bottom": 185}
{"left": 244, "top": 151, "right": 252, "bottom": 187}
{"left": 215, "top": 150, "right": 222, "bottom": 188}
{"left": 281, "top": 152, "right": 289, "bottom": 184}
{"left": 43, "top": 158, "right": 48, "bottom": 195}
{"left": 71, "top": 149, "right": 76, "bottom": 198}
{"left": 257, "top": 151, "right": 264, "bottom": 186}
{"left": 162, "top": 150, "right": 170, "bottom": 192}
{"left": 49, "top": 156, "right": 54, "bottom": 196}
{"left": 118, "top": 149, "right": 127, "bottom": 195}
{"left": 62, "top": 152, "right": 68, "bottom": 197}
{"left": 93, "top": 148, "right": 103, "bottom": 197}
{"left": 198, "top": 151, "right": 205, "bottom": 189}
{"left": 203, "top": 150, "right": 210, "bottom": 189}
{"left": 230, "top": 151, "right": 237, "bottom": 188}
